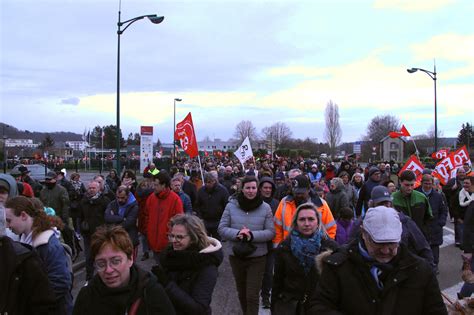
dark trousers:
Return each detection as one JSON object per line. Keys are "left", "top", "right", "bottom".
{"left": 83, "top": 235, "right": 94, "bottom": 280}
{"left": 204, "top": 221, "right": 221, "bottom": 241}
{"left": 455, "top": 221, "right": 464, "bottom": 244}
{"left": 261, "top": 245, "right": 274, "bottom": 299}
{"left": 229, "top": 255, "right": 267, "bottom": 315}
{"left": 430, "top": 245, "right": 440, "bottom": 267}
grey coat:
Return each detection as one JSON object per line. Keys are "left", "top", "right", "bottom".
{"left": 218, "top": 198, "right": 275, "bottom": 258}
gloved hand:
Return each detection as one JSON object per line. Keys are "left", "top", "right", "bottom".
{"left": 151, "top": 265, "right": 169, "bottom": 286}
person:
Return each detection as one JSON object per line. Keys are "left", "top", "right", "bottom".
{"left": 105, "top": 169, "right": 121, "bottom": 194}
{"left": 104, "top": 186, "right": 139, "bottom": 260}
{"left": 272, "top": 203, "right": 338, "bottom": 314}
{"left": 171, "top": 177, "right": 193, "bottom": 214}
{"left": 93, "top": 175, "right": 115, "bottom": 201}
{"left": 152, "top": 214, "right": 223, "bottom": 315}
{"left": 392, "top": 170, "right": 433, "bottom": 239}
{"left": 218, "top": 176, "right": 275, "bottom": 315}
{"left": 5, "top": 196, "right": 73, "bottom": 314}
{"left": 220, "top": 165, "right": 235, "bottom": 194}
{"left": 18, "top": 165, "right": 42, "bottom": 197}
{"left": 339, "top": 171, "right": 357, "bottom": 210}
{"left": 335, "top": 207, "right": 355, "bottom": 245}
{"left": 273, "top": 174, "right": 336, "bottom": 245}
{"left": 417, "top": 174, "right": 448, "bottom": 273}
{"left": 325, "top": 177, "right": 350, "bottom": 220}
{"left": 460, "top": 176, "right": 474, "bottom": 298}
{"left": 121, "top": 169, "right": 137, "bottom": 194}
{"left": 308, "top": 164, "right": 322, "bottom": 187}
{"left": 350, "top": 172, "right": 364, "bottom": 201}
{"left": 355, "top": 166, "right": 381, "bottom": 217}
{"left": 69, "top": 172, "right": 86, "bottom": 236}
{"left": 79, "top": 180, "right": 111, "bottom": 281}
{"left": 383, "top": 179, "right": 398, "bottom": 193}
{"left": 143, "top": 163, "right": 159, "bottom": 178}
{"left": 11, "top": 169, "right": 34, "bottom": 197}
{"left": 195, "top": 172, "right": 229, "bottom": 240}
{"left": 40, "top": 171, "right": 70, "bottom": 225}
{"left": 174, "top": 172, "right": 198, "bottom": 208}
{"left": 274, "top": 169, "right": 302, "bottom": 201}
{"left": 308, "top": 206, "right": 447, "bottom": 314}
{"left": 443, "top": 167, "right": 466, "bottom": 245}
{"left": 72, "top": 225, "right": 175, "bottom": 315}
{"left": 144, "top": 172, "right": 183, "bottom": 261}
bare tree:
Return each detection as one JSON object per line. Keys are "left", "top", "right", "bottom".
{"left": 324, "top": 101, "right": 342, "bottom": 157}
{"left": 261, "top": 122, "right": 293, "bottom": 151}
{"left": 364, "top": 115, "right": 401, "bottom": 143}
{"left": 234, "top": 120, "right": 258, "bottom": 142}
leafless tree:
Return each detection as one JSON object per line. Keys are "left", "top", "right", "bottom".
{"left": 324, "top": 101, "right": 342, "bottom": 157}
{"left": 261, "top": 122, "right": 293, "bottom": 151}
{"left": 234, "top": 120, "right": 258, "bottom": 142}
{"left": 364, "top": 115, "right": 401, "bottom": 143}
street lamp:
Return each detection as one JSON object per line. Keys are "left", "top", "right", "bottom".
{"left": 407, "top": 63, "right": 438, "bottom": 152}
{"left": 2, "top": 124, "right": 10, "bottom": 173}
{"left": 116, "top": 9, "right": 164, "bottom": 173}
{"left": 173, "top": 98, "right": 182, "bottom": 165}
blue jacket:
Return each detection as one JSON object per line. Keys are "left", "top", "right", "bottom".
{"left": 416, "top": 188, "right": 448, "bottom": 246}
{"left": 178, "top": 191, "right": 193, "bottom": 214}
{"left": 104, "top": 193, "right": 139, "bottom": 246}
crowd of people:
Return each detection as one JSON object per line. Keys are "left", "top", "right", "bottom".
{"left": 1, "top": 155, "right": 473, "bottom": 314}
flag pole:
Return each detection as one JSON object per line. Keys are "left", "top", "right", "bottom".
{"left": 101, "top": 127, "right": 104, "bottom": 173}
{"left": 197, "top": 154, "right": 205, "bottom": 184}
{"left": 410, "top": 138, "right": 420, "bottom": 161}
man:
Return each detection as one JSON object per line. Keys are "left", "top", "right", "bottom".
{"left": 273, "top": 174, "right": 336, "bottom": 245}
{"left": 174, "top": 172, "right": 197, "bottom": 207}
{"left": 93, "top": 174, "right": 115, "bottom": 201}
{"left": 79, "top": 180, "right": 110, "bottom": 281}
{"left": 443, "top": 167, "right": 467, "bottom": 246}
{"left": 417, "top": 174, "right": 448, "bottom": 272}
{"left": 39, "top": 171, "right": 70, "bottom": 224}
{"left": 274, "top": 172, "right": 285, "bottom": 191}
{"left": 392, "top": 170, "right": 433, "bottom": 238}
{"left": 143, "top": 163, "right": 159, "bottom": 178}
{"left": 195, "top": 172, "right": 229, "bottom": 240}
{"left": 274, "top": 168, "right": 302, "bottom": 201}
{"left": 10, "top": 169, "right": 34, "bottom": 197}
{"left": 310, "top": 206, "right": 447, "bottom": 314}
{"left": 220, "top": 165, "right": 234, "bottom": 194}
{"left": 355, "top": 166, "right": 382, "bottom": 216}
{"left": 171, "top": 177, "right": 193, "bottom": 214}
{"left": 464, "top": 162, "right": 473, "bottom": 177}
{"left": 18, "top": 165, "right": 42, "bottom": 197}
{"left": 144, "top": 172, "right": 183, "bottom": 261}
{"left": 104, "top": 185, "right": 139, "bottom": 259}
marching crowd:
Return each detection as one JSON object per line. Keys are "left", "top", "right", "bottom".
{"left": 1, "top": 156, "right": 473, "bottom": 315}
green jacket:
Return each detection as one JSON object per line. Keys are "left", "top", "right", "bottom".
{"left": 392, "top": 190, "right": 433, "bottom": 238}
{"left": 40, "top": 184, "right": 70, "bottom": 223}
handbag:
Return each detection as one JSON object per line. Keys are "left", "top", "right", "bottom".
{"left": 232, "top": 239, "right": 257, "bottom": 258}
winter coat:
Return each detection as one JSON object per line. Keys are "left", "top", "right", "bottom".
{"left": 0, "top": 174, "right": 18, "bottom": 198}
{"left": 135, "top": 185, "right": 153, "bottom": 234}
{"left": 159, "top": 237, "right": 224, "bottom": 315}
{"left": 416, "top": 188, "right": 448, "bottom": 246}
{"left": 259, "top": 176, "right": 279, "bottom": 214}
{"left": 40, "top": 184, "right": 70, "bottom": 223}
{"left": 182, "top": 180, "right": 198, "bottom": 207}
{"left": 355, "top": 179, "right": 380, "bottom": 216}
{"left": 392, "top": 190, "right": 433, "bottom": 238}
{"left": 349, "top": 212, "right": 434, "bottom": 268}
{"left": 218, "top": 197, "right": 275, "bottom": 258}
{"left": 195, "top": 183, "right": 229, "bottom": 227}
{"left": 335, "top": 219, "right": 354, "bottom": 245}
{"left": 463, "top": 202, "right": 474, "bottom": 253}
{"left": 272, "top": 236, "right": 338, "bottom": 312}
{"left": 0, "top": 236, "right": 58, "bottom": 315}
{"left": 325, "top": 187, "right": 350, "bottom": 219}
{"left": 144, "top": 188, "right": 183, "bottom": 252}
{"left": 308, "top": 241, "right": 447, "bottom": 315}
{"left": 177, "top": 191, "right": 193, "bottom": 214}
{"left": 104, "top": 193, "right": 139, "bottom": 246}
{"left": 342, "top": 183, "right": 358, "bottom": 210}
{"left": 73, "top": 265, "right": 175, "bottom": 315}
{"left": 78, "top": 194, "right": 111, "bottom": 236}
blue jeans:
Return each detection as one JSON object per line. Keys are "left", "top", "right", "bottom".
{"left": 461, "top": 257, "right": 474, "bottom": 297}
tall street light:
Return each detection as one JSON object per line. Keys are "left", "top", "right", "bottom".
{"left": 173, "top": 98, "right": 182, "bottom": 165}
{"left": 116, "top": 9, "right": 164, "bottom": 173}
{"left": 407, "top": 63, "right": 438, "bottom": 152}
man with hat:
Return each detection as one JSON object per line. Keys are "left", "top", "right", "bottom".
{"left": 17, "top": 165, "right": 42, "bottom": 197}
{"left": 273, "top": 174, "right": 336, "bottom": 244}
{"left": 355, "top": 166, "right": 382, "bottom": 217}
{"left": 39, "top": 171, "right": 70, "bottom": 224}
{"left": 10, "top": 169, "right": 34, "bottom": 198}
{"left": 309, "top": 206, "right": 447, "bottom": 314}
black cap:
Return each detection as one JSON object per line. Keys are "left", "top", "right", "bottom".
{"left": 292, "top": 175, "right": 310, "bottom": 194}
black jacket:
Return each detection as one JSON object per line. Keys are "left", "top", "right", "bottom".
{"left": 416, "top": 188, "right": 448, "bottom": 246}
{"left": 272, "top": 236, "right": 338, "bottom": 312}
{"left": 195, "top": 183, "right": 229, "bottom": 225}
{"left": 308, "top": 241, "right": 447, "bottom": 315}
{"left": 73, "top": 265, "right": 175, "bottom": 315}
{"left": 79, "top": 194, "right": 110, "bottom": 236}
{"left": 104, "top": 195, "right": 139, "bottom": 246}
{"left": 159, "top": 238, "right": 223, "bottom": 315}
{"left": 463, "top": 202, "right": 474, "bottom": 253}
{"left": 0, "top": 237, "right": 58, "bottom": 315}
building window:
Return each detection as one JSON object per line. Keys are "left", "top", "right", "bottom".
{"left": 390, "top": 142, "right": 399, "bottom": 150}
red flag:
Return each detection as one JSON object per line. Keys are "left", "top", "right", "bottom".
{"left": 174, "top": 113, "right": 199, "bottom": 158}
{"left": 389, "top": 125, "right": 411, "bottom": 138}
{"left": 431, "top": 149, "right": 449, "bottom": 160}
{"left": 432, "top": 146, "right": 470, "bottom": 185}
{"left": 398, "top": 155, "right": 424, "bottom": 187}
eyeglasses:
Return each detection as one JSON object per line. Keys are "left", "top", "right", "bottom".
{"left": 94, "top": 257, "right": 124, "bottom": 272}
{"left": 167, "top": 233, "right": 189, "bottom": 242}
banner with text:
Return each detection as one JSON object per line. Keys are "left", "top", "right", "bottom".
{"left": 398, "top": 155, "right": 424, "bottom": 187}
{"left": 433, "top": 146, "right": 470, "bottom": 185}
{"left": 234, "top": 136, "right": 254, "bottom": 165}
{"left": 140, "top": 126, "right": 154, "bottom": 174}
{"left": 174, "top": 113, "right": 199, "bottom": 158}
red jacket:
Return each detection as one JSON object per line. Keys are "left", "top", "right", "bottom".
{"left": 144, "top": 188, "right": 183, "bottom": 252}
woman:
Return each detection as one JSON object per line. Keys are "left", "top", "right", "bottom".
{"left": 5, "top": 196, "right": 73, "bottom": 315}
{"left": 339, "top": 171, "right": 357, "bottom": 210}
{"left": 73, "top": 225, "right": 175, "bottom": 315}
{"left": 218, "top": 176, "right": 275, "bottom": 315}
{"left": 383, "top": 179, "right": 398, "bottom": 194}
{"left": 325, "top": 177, "right": 350, "bottom": 220}
{"left": 272, "top": 203, "right": 338, "bottom": 314}
{"left": 106, "top": 169, "right": 121, "bottom": 194}
{"left": 121, "top": 169, "right": 137, "bottom": 194}
{"left": 152, "top": 214, "right": 223, "bottom": 314}
{"left": 351, "top": 172, "right": 364, "bottom": 202}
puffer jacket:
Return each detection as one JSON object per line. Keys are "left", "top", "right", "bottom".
{"left": 218, "top": 197, "right": 275, "bottom": 258}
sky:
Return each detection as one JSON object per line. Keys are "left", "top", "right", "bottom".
{"left": 1, "top": 0, "right": 473, "bottom": 145}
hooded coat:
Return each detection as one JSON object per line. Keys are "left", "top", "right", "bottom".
{"left": 258, "top": 177, "right": 279, "bottom": 214}
{"left": 0, "top": 173, "right": 18, "bottom": 199}
{"left": 325, "top": 178, "right": 350, "bottom": 219}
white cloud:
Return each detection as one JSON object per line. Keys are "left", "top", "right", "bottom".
{"left": 373, "top": 0, "right": 456, "bottom": 11}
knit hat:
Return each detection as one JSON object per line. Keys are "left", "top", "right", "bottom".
{"left": 363, "top": 206, "right": 402, "bottom": 243}
{"left": 371, "top": 186, "right": 393, "bottom": 205}
{"left": 368, "top": 166, "right": 381, "bottom": 177}
{"left": 0, "top": 179, "right": 10, "bottom": 192}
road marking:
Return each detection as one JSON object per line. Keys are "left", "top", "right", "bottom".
{"left": 442, "top": 281, "right": 463, "bottom": 302}
{"left": 443, "top": 226, "right": 455, "bottom": 234}
{"left": 441, "top": 234, "right": 455, "bottom": 248}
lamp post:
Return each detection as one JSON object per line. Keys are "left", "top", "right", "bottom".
{"left": 2, "top": 124, "right": 10, "bottom": 173}
{"left": 116, "top": 10, "right": 164, "bottom": 173}
{"left": 173, "top": 98, "right": 182, "bottom": 165}
{"left": 407, "top": 63, "right": 437, "bottom": 152}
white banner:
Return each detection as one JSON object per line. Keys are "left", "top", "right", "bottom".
{"left": 140, "top": 126, "right": 154, "bottom": 174}
{"left": 234, "top": 136, "right": 254, "bottom": 165}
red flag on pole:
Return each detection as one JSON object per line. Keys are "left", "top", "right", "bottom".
{"left": 398, "top": 155, "right": 424, "bottom": 187}
{"left": 431, "top": 149, "right": 449, "bottom": 160}
{"left": 174, "top": 113, "right": 199, "bottom": 158}
{"left": 389, "top": 125, "right": 411, "bottom": 138}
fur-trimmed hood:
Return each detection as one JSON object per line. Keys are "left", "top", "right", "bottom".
{"left": 200, "top": 237, "right": 222, "bottom": 254}
{"left": 315, "top": 249, "right": 334, "bottom": 275}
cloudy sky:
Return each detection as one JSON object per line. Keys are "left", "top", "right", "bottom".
{"left": 1, "top": 0, "right": 473, "bottom": 144}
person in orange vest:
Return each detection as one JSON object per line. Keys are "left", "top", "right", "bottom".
{"left": 273, "top": 174, "right": 336, "bottom": 245}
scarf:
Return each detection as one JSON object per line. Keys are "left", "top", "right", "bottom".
{"left": 290, "top": 229, "right": 322, "bottom": 274}
{"left": 358, "top": 241, "right": 395, "bottom": 290}
{"left": 71, "top": 180, "right": 83, "bottom": 191}
{"left": 237, "top": 193, "right": 263, "bottom": 212}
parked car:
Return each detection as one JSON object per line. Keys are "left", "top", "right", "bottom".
{"left": 12, "top": 164, "right": 52, "bottom": 181}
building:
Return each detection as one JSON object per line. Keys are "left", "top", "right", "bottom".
{"left": 5, "top": 139, "right": 38, "bottom": 148}
{"left": 379, "top": 136, "right": 406, "bottom": 162}
{"left": 198, "top": 138, "right": 239, "bottom": 151}
{"left": 65, "top": 141, "right": 89, "bottom": 151}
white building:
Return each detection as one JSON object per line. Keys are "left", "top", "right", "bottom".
{"left": 5, "top": 139, "right": 38, "bottom": 148}
{"left": 65, "top": 141, "right": 89, "bottom": 151}
{"left": 198, "top": 139, "right": 239, "bottom": 151}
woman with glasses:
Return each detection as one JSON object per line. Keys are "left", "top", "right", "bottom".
{"left": 151, "top": 214, "right": 223, "bottom": 315}
{"left": 218, "top": 176, "right": 275, "bottom": 315}
{"left": 271, "top": 203, "right": 338, "bottom": 315}
{"left": 73, "top": 225, "right": 175, "bottom": 315}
